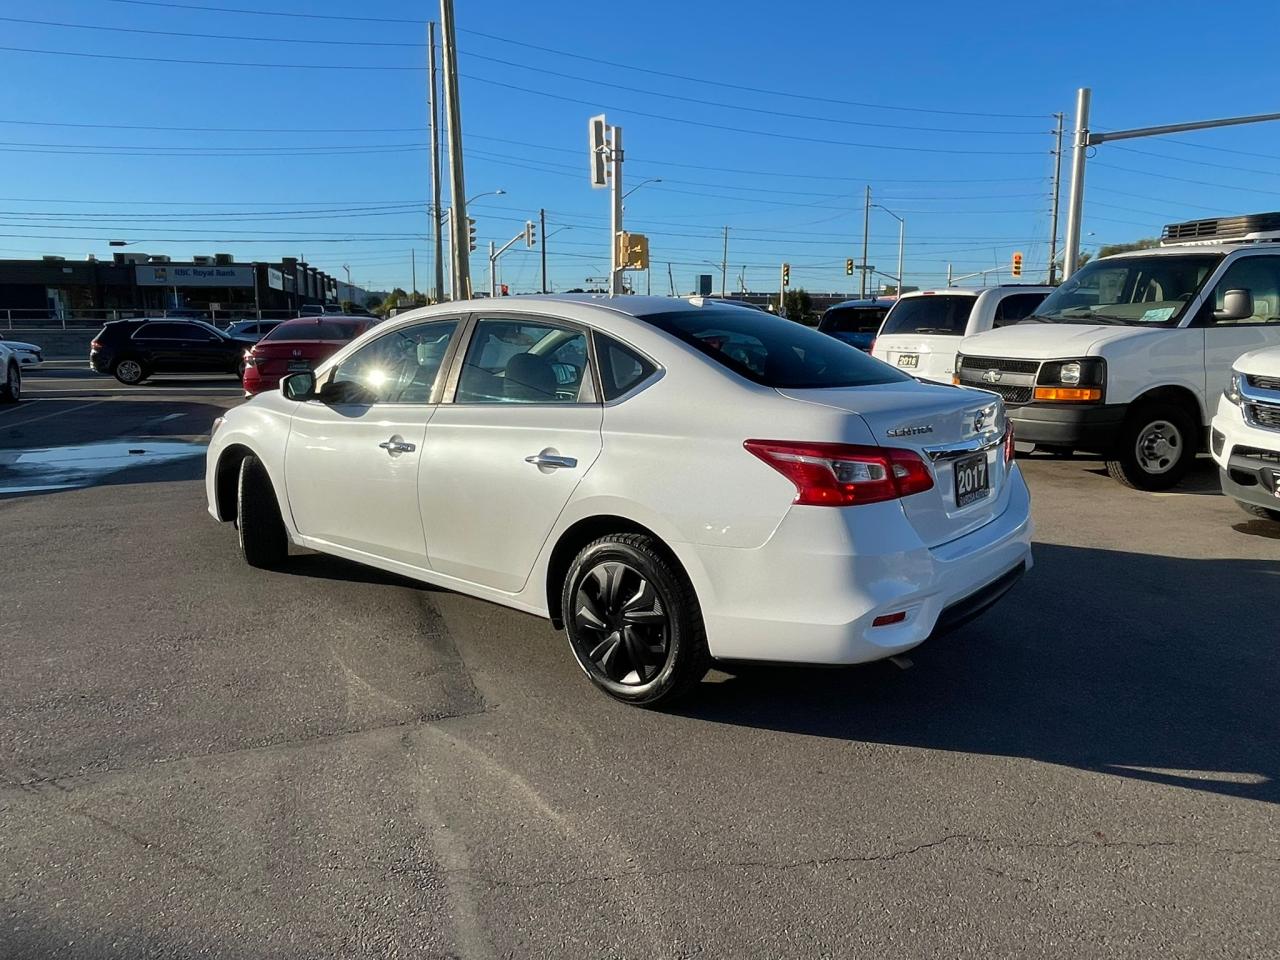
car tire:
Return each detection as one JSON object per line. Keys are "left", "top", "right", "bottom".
{"left": 0, "top": 361, "right": 19, "bottom": 403}
{"left": 562, "top": 533, "right": 709, "bottom": 707}
{"left": 112, "top": 358, "right": 147, "bottom": 385}
{"left": 1105, "top": 403, "right": 1196, "bottom": 491}
{"left": 1238, "top": 500, "right": 1280, "bottom": 523}
{"left": 237, "top": 453, "right": 289, "bottom": 569}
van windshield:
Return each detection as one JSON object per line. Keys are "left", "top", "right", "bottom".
{"left": 879, "top": 295, "right": 977, "bottom": 336}
{"left": 1033, "top": 253, "right": 1222, "bottom": 326}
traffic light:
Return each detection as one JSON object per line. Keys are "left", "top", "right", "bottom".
{"left": 782, "top": 263, "right": 790, "bottom": 286}
{"left": 525, "top": 220, "right": 537, "bottom": 248}
{"left": 467, "top": 217, "right": 477, "bottom": 253}
{"left": 1011, "top": 250, "right": 1024, "bottom": 278}
{"left": 845, "top": 258, "right": 854, "bottom": 276}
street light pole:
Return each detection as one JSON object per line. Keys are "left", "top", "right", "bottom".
{"left": 721, "top": 226, "right": 728, "bottom": 298}
{"left": 871, "top": 203, "right": 905, "bottom": 297}
{"left": 609, "top": 125, "right": 624, "bottom": 295}
{"left": 860, "top": 185, "right": 871, "bottom": 298}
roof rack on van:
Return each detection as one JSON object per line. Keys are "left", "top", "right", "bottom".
{"left": 1161, "top": 212, "right": 1280, "bottom": 246}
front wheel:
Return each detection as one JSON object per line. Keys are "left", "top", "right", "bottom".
{"left": 112, "top": 358, "right": 147, "bottom": 385}
{"left": 1105, "top": 404, "right": 1195, "bottom": 490}
{"left": 562, "top": 534, "right": 709, "bottom": 707}
{"left": 1238, "top": 500, "right": 1280, "bottom": 523}
{"left": 0, "top": 362, "right": 19, "bottom": 403}
{"left": 237, "top": 453, "right": 289, "bottom": 568}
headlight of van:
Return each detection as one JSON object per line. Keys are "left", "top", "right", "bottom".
{"left": 1035, "top": 358, "right": 1105, "bottom": 402}
{"left": 1223, "top": 371, "right": 1244, "bottom": 406}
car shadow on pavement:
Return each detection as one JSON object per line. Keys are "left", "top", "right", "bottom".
{"left": 680, "top": 542, "right": 1280, "bottom": 805}
{"left": 285, "top": 551, "right": 446, "bottom": 591}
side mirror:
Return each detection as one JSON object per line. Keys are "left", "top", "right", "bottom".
{"left": 281, "top": 371, "right": 316, "bottom": 401}
{"left": 1214, "top": 289, "right": 1254, "bottom": 322}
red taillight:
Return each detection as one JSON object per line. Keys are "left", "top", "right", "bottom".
{"left": 744, "top": 439, "right": 934, "bottom": 506}
{"left": 1003, "top": 419, "right": 1016, "bottom": 464}
{"left": 90, "top": 339, "right": 102, "bottom": 350}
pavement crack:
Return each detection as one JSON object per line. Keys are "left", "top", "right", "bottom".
{"left": 75, "top": 809, "right": 224, "bottom": 882}
{"left": 440, "top": 833, "right": 1280, "bottom": 891}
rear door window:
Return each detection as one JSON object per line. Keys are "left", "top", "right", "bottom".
{"left": 134, "top": 322, "right": 196, "bottom": 340}
{"left": 993, "top": 292, "right": 1049, "bottom": 327}
{"left": 819, "top": 306, "right": 888, "bottom": 334}
{"left": 595, "top": 334, "right": 658, "bottom": 400}
{"left": 879, "top": 296, "right": 977, "bottom": 337}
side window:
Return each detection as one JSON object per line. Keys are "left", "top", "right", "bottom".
{"left": 328, "top": 319, "right": 457, "bottom": 404}
{"left": 595, "top": 333, "right": 657, "bottom": 400}
{"left": 456, "top": 318, "right": 592, "bottom": 404}
{"left": 993, "top": 293, "right": 1048, "bottom": 328}
{"left": 134, "top": 322, "right": 188, "bottom": 339}
{"left": 1201, "top": 256, "right": 1280, "bottom": 326}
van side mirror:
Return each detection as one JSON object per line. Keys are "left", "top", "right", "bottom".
{"left": 281, "top": 371, "right": 316, "bottom": 401}
{"left": 1214, "top": 289, "right": 1254, "bottom": 322}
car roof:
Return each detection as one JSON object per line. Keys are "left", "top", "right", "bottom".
{"left": 899, "top": 285, "right": 1052, "bottom": 299}
{"left": 825, "top": 298, "right": 895, "bottom": 310}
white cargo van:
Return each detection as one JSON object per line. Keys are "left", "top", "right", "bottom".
{"left": 956, "top": 213, "right": 1280, "bottom": 490}
{"left": 872, "top": 286, "right": 1052, "bottom": 384}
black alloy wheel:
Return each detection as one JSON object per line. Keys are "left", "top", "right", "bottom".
{"left": 574, "top": 560, "right": 669, "bottom": 686}
{"left": 563, "top": 533, "right": 709, "bottom": 706}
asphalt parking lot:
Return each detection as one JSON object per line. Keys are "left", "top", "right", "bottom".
{"left": 2, "top": 363, "right": 1278, "bottom": 959}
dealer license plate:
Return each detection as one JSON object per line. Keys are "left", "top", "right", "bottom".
{"left": 896, "top": 353, "right": 919, "bottom": 368}
{"left": 954, "top": 452, "right": 990, "bottom": 508}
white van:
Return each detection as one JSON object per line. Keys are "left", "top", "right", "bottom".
{"left": 956, "top": 212, "right": 1280, "bottom": 490}
{"left": 871, "top": 286, "right": 1052, "bottom": 384}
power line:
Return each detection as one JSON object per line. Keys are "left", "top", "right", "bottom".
{"left": 461, "top": 74, "right": 1046, "bottom": 155}
{"left": 1092, "top": 161, "right": 1280, "bottom": 197}
{"left": 0, "top": 14, "right": 420, "bottom": 46}
{"left": 98, "top": 0, "right": 1049, "bottom": 120}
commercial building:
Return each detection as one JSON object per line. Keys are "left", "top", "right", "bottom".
{"left": 0, "top": 253, "right": 349, "bottom": 322}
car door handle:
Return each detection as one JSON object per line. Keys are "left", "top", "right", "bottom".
{"left": 525, "top": 452, "right": 577, "bottom": 469}
{"left": 379, "top": 437, "right": 416, "bottom": 455}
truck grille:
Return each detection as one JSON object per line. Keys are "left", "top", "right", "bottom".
{"left": 1247, "top": 373, "right": 1280, "bottom": 391}
{"left": 958, "top": 356, "right": 1041, "bottom": 375}
{"left": 956, "top": 355, "right": 1039, "bottom": 407}
{"left": 1247, "top": 403, "right": 1280, "bottom": 430}
{"left": 1236, "top": 445, "right": 1280, "bottom": 465}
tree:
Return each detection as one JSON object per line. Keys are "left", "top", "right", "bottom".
{"left": 1095, "top": 238, "right": 1160, "bottom": 259}
{"left": 340, "top": 299, "right": 354, "bottom": 314}
{"left": 783, "top": 288, "right": 815, "bottom": 324}
{"left": 363, "top": 294, "right": 383, "bottom": 311}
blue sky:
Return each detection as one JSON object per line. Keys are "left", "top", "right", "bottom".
{"left": 3, "top": 0, "right": 1280, "bottom": 296}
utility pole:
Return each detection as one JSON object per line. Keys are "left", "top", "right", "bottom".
{"left": 539, "top": 207, "right": 548, "bottom": 294}
{"left": 411, "top": 249, "right": 417, "bottom": 299}
{"left": 427, "top": 20, "right": 444, "bottom": 302}
{"left": 860, "top": 185, "right": 871, "bottom": 298}
{"left": 1063, "top": 87, "right": 1280, "bottom": 279}
{"left": 720, "top": 226, "right": 728, "bottom": 298}
{"left": 1047, "top": 111, "right": 1064, "bottom": 286}
{"left": 609, "top": 125, "right": 624, "bottom": 295}
{"left": 488, "top": 240, "right": 496, "bottom": 298}
{"left": 667, "top": 261, "right": 675, "bottom": 297}
{"left": 439, "top": 0, "right": 469, "bottom": 297}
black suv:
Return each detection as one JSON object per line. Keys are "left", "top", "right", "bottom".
{"left": 90, "top": 319, "right": 257, "bottom": 385}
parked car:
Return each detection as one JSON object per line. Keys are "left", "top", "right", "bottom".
{"left": 1212, "top": 344, "right": 1280, "bottom": 523}
{"left": 0, "top": 341, "right": 20, "bottom": 402}
{"left": 89, "top": 319, "right": 258, "bottom": 385}
{"left": 955, "top": 213, "right": 1280, "bottom": 489}
{"left": 241, "top": 316, "right": 377, "bottom": 396}
{"left": 298, "top": 303, "right": 347, "bottom": 317}
{"left": 818, "top": 297, "right": 896, "bottom": 352}
{"left": 871, "top": 287, "right": 1051, "bottom": 382}
{"left": 0, "top": 334, "right": 43, "bottom": 367}
{"left": 224, "top": 319, "right": 285, "bottom": 342}
{"left": 207, "top": 295, "right": 1033, "bottom": 706}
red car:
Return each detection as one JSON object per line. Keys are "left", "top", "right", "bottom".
{"left": 241, "top": 317, "right": 376, "bottom": 396}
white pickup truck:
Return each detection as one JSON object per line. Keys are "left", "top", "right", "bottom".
{"left": 871, "top": 285, "right": 1052, "bottom": 384}
{"left": 1212, "top": 344, "right": 1280, "bottom": 522}
{"left": 956, "top": 213, "right": 1280, "bottom": 489}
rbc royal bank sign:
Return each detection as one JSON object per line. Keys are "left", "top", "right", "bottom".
{"left": 135, "top": 264, "right": 256, "bottom": 287}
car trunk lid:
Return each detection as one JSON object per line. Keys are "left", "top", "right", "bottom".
{"left": 778, "top": 380, "right": 1011, "bottom": 547}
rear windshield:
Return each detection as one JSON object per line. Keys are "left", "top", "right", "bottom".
{"left": 880, "top": 295, "right": 977, "bottom": 337}
{"left": 818, "top": 305, "right": 889, "bottom": 335}
{"left": 262, "top": 320, "right": 360, "bottom": 342}
{"left": 641, "top": 307, "right": 909, "bottom": 389}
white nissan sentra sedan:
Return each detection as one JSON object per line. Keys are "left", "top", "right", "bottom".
{"left": 206, "top": 295, "right": 1033, "bottom": 705}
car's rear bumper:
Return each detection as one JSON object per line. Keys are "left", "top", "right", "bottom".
{"left": 241, "top": 367, "right": 279, "bottom": 396}
{"left": 1009, "top": 402, "right": 1126, "bottom": 451}
{"left": 688, "top": 464, "right": 1034, "bottom": 665}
